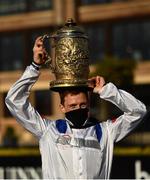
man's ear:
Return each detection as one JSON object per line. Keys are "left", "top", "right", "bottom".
{"left": 59, "top": 104, "right": 66, "bottom": 113}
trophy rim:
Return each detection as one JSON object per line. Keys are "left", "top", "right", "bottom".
{"left": 49, "top": 83, "right": 93, "bottom": 92}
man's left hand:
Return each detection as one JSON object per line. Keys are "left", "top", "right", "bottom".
{"left": 88, "top": 76, "right": 105, "bottom": 94}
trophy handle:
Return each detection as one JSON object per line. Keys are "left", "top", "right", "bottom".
{"left": 41, "top": 34, "right": 55, "bottom": 73}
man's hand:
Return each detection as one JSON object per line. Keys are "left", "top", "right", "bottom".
{"left": 88, "top": 76, "right": 105, "bottom": 94}
{"left": 33, "top": 36, "right": 48, "bottom": 65}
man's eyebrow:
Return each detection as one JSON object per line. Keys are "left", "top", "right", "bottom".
{"left": 68, "top": 103, "right": 77, "bottom": 106}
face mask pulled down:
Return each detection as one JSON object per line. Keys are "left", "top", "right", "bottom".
{"left": 65, "top": 108, "right": 89, "bottom": 128}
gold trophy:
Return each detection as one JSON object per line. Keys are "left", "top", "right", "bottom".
{"left": 43, "top": 18, "right": 90, "bottom": 92}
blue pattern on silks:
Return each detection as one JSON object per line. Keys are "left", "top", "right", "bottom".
{"left": 95, "top": 123, "right": 102, "bottom": 143}
{"left": 56, "top": 119, "right": 102, "bottom": 143}
{"left": 56, "top": 119, "right": 67, "bottom": 134}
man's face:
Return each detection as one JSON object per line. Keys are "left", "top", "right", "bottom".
{"left": 60, "top": 92, "right": 89, "bottom": 113}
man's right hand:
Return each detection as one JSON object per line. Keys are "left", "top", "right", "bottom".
{"left": 33, "top": 36, "right": 47, "bottom": 65}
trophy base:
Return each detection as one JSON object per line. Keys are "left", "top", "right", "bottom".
{"left": 49, "top": 80, "right": 93, "bottom": 92}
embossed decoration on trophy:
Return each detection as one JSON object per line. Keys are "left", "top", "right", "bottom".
{"left": 42, "top": 18, "right": 91, "bottom": 92}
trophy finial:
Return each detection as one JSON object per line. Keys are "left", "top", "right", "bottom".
{"left": 65, "top": 18, "right": 77, "bottom": 26}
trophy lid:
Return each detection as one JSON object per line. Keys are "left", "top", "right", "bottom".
{"left": 51, "top": 18, "right": 88, "bottom": 39}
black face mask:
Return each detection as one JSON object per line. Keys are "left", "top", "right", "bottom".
{"left": 65, "top": 108, "right": 89, "bottom": 128}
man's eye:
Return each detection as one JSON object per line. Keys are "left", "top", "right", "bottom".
{"left": 81, "top": 104, "right": 87, "bottom": 109}
{"left": 70, "top": 105, "right": 77, "bottom": 109}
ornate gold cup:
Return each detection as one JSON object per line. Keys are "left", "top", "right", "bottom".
{"left": 43, "top": 18, "right": 90, "bottom": 92}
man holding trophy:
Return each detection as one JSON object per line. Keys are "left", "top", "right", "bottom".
{"left": 5, "top": 19, "right": 146, "bottom": 179}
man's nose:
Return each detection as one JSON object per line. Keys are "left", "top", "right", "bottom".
{"left": 76, "top": 105, "right": 81, "bottom": 109}
{"left": 74, "top": 105, "right": 82, "bottom": 110}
